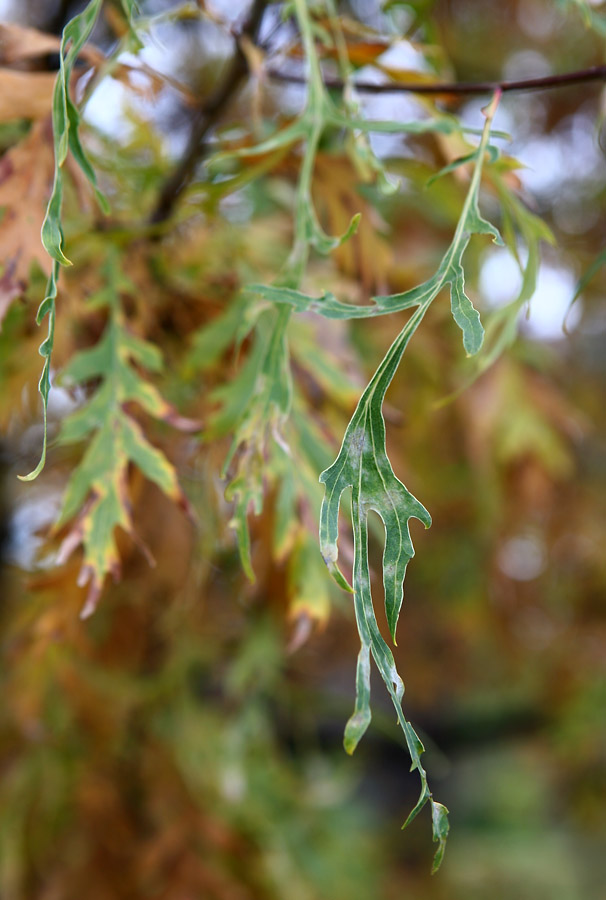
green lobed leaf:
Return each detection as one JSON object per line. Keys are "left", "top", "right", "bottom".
{"left": 208, "top": 10, "right": 498, "bottom": 865}
{"left": 319, "top": 304, "right": 432, "bottom": 639}
{"left": 55, "top": 255, "right": 195, "bottom": 616}
{"left": 42, "top": 0, "right": 107, "bottom": 266}
{"left": 29, "top": 0, "right": 122, "bottom": 480}
{"left": 314, "top": 94, "right": 502, "bottom": 870}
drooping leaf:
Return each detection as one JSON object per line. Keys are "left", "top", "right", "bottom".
{"left": 18, "top": 262, "right": 59, "bottom": 482}
{"left": 430, "top": 165, "right": 558, "bottom": 405}
{"left": 566, "top": 245, "right": 606, "bottom": 328}
{"left": 54, "top": 254, "right": 198, "bottom": 616}
{"left": 315, "top": 93, "right": 501, "bottom": 870}
{"left": 41, "top": 0, "right": 110, "bottom": 267}
{"left": 319, "top": 302, "right": 432, "bottom": 636}
{"left": 218, "top": 307, "right": 293, "bottom": 575}
{"left": 24, "top": 0, "right": 111, "bottom": 480}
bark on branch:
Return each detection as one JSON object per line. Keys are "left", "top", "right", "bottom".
{"left": 267, "top": 64, "right": 606, "bottom": 96}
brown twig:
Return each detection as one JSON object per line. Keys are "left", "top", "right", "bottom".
{"left": 149, "top": 0, "right": 268, "bottom": 226}
{"left": 267, "top": 64, "right": 606, "bottom": 96}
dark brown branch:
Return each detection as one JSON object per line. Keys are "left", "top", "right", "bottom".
{"left": 267, "top": 64, "right": 606, "bottom": 96}
{"left": 149, "top": 0, "right": 268, "bottom": 226}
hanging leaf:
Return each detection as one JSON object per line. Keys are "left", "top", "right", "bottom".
{"left": 254, "top": 93, "right": 500, "bottom": 871}
{"left": 26, "top": 0, "right": 142, "bottom": 481}
{"left": 18, "top": 263, "right": 58, "bottom": 482}
{"left": 53, "top": 254, "right": 199, "bottom": 617}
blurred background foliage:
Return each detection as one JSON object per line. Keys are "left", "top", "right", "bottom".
{"left": 0, "top": 0, "right": 605, "bottom": 897}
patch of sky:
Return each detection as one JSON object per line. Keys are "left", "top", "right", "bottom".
{"left": 6, "top": 486, "right": 63, "bottom": 570}
{"left": 355, "top": 41, "right": 434, "bottom": 158}
{"left": 480, "top": 248, "right": 581, "bottom": 341}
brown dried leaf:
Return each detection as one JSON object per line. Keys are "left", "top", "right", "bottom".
{"left": 0, "top": 22, "right": 103, "bottom": 72}
{"left": 0, "top": 68, "right": 56, "bottom": 122}
{"left": 313, "top": 153, "right": 392, "bottom": 293}
{"left": 0, "top": 119, "right": 55, "bottom": 290}
{"left": 0, "top": 23, "right": 60, "bottom": 65}
{"left": 328, "top": 40, "right": 391, "bottom": 66}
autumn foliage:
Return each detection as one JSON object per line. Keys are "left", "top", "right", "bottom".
{"left": 0, "top": 0, "right": 605, "bottom": 897}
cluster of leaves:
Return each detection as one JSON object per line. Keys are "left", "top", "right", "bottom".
{"left": 1, "top": 0, "right": 604, "bottom": 877}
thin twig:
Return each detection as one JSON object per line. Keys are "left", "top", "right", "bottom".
{"left": 267, "top": 64, "right": 606, "bottom": 96}
{"left": 149, "top": 0, "right": 268, "bottom": 226}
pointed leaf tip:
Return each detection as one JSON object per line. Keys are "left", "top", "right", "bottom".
{"left": 430, "top": 801, "right": 450, "bottom": 873}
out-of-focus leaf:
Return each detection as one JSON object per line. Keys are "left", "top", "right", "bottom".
{"left": 18, "top": 262, "right": 58, "bottom": 482}
{"left": 288, "top": 532, "right": 331, "bottom": 626}
{"left": 0, "top": 23, "right": 61, "bottom": 63}
{"left": 454, "top": 171, "right": 557, "bottom": 385}
{"left": 42, "top": 0, "right": 109, "bottom": 266}
{"left": 426, "top": 144, "right": 500, "bottom": 187}
{"left": 0, "top": 121, "right": 55, "bottom": 292}
{"left": 185, "top": 296, "right": 258, "bottom": 376}
{"left": 565, "top": 246, "right": 606, "bottom": 329}
{"left": 219, "top": 307, "right": 292, "bottom": 575}
{"left": 555, "top": 0, "right": 606, "bottom": 34}
{"left": 0, "top": 70, "right": 56, "bottom": 122}
{"left": 54, "top": 254, "right": 198, "bottom": 616}
{"left": 22, "top": 0, "right": 110, "bottom": 480}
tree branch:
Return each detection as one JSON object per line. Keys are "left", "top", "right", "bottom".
{"left": 267, "top": 64, "right": 606, "bottom": 96}
{"left": 150, "top": 12, "right": 605, "bottom": 228}
{"left": 149, "top": 0, "right": 268, "bottom": 226}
